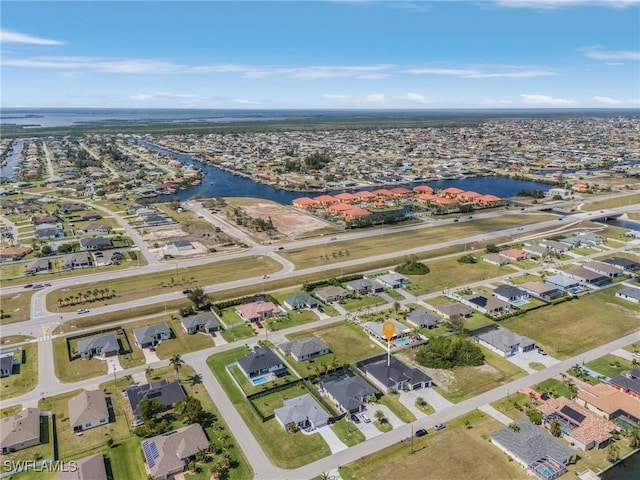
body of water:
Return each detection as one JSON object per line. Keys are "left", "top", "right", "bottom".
{"left": 600, "top": 450, "right": 640, "bottom": 480}
{"left": 140, "top": 141, "right": 553, "bottom": 204}
{"left": 0, "top": 140, "right": 24, "bottom": 179}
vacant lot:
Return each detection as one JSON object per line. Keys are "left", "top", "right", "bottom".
{"left": 0, "top": 290, "right": 35, "bottom": 325}
{"left": 503, "top": 288, "right": 640, "bottom": 359}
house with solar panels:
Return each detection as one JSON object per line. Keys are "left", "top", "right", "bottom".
{"left": 141, "top": 424, "right": 209, "bottom": 480}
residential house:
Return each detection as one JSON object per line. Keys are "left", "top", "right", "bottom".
{"left": 520, "top": 282, "right": 563, "bottom": 300}
{"left": 61, "top": 204, "right": 83, "bottom": 214}
{"left": 80, "top": 212, "right": 102, "bottom": 222}
{"left": 0, "top": 408, "right": 41, "bottom": 453}
{"left": 406, "top": 309, "right": 439, "bottom": 329}
{"left": 68, "top": 390, "right": 110, "bottom": 432}
{"left": 363, "top": 320, "right": 411, "bottom": 342}
{"left": 564, "top": 267, "right": 611, "bottom": 287}
{"left": 274, "top": 394, "right": 329, "bottom": 432}
{"left": 475, "top": 327, "right": 536, "bottom": 357}
{"left": 180, "top": 313, "right": 220, "bottom": 334}
{"left": 78, "top": 223, "right": 112, "bottom": 235}
{"left": 25, "top": 258, "right": 49, "bottom": 275}
{"left": 539, "top": 397, "right": 616, "bottom": 450}
{"left": 483, "top": 253, "right": 510, "bottom": 266}
{"left": 133, "top": 323, "right": 171, "bottom": 348}
{"left": 576, "top": 382, "right": 640, "bottom": 428}
{"left": 610, "top": 369, "right": 640, "bottom": 400}
{"left": 499, "top": 248, "right": 530, "bottom": 261}
{"left": 79, "top": 237, "right": 112, "bottom": 251}
{"left": 358, "top": 355, "right": 432, "bottom": 393}
{"left": 490, "top": 418, "right": 576, "bottom": 470}
{"left": 602, "top": 256, "right": 640, "bottom": 273}
{"left": 461, "top": 293, "right": 510, "bottom": 317}
{"left": 345, "top": 278, "right": 384, "bottom": 294}
{"left": 319, "top": 374, "right": 377, "bottom": 413}
{"left": 126, "top": 380, "right": 186, "bottom": 422}
{"left": 493, "top": 285, "right": 530, "bottom": 304}
{"left": 522, "top": 244, "right": 550, "bottom": 257}
{"left": 432, "top": 302, "right": 472, "bottom": 319}
{"left": 165, "top": 240, "right": 194, "bottom": 252}
{"left": 314, "top": 286, "right": 349, "bottom": 303}
{"left": 77, "top": 334, "right": 120, "bottom": 358}
{"left": 63, "top": 252, "right": 92, "bottom": 270}
{"left": 540, "top": 239, "right": 572, "bottom": 254}
{"left": 375, "top": 272, "right": 409, "bottom": 289}
{"left": 278, "top": 337, "right": 329, "bottom": 362}
{"left": 0, "top": 245, "right": 33, "bottom": 262}
{"left": 283, "top": 293, "right": 319, "bottom": 310}
{"left": 616, "top": 287, "right": 640, "bottom": 304}
{"left": 292, "top": 197, "right": 319, "bottom": 209}
{"left": 545, "top": 273, "right": 580, "bottom": 291}
{"left": 141, "top": 424, "right": 209, "bottom": 480}
{"left": 0, "top": 352, "right": 13, "bottom": 378}
{"left": 59, "top": 453, "right": 108, "bottom": 480}
{"left": 236, "top": 300, "right": 280, "bottom": 322}
{"left": 583, "top": 261, "right": 624, "bottom": 278}
{"left": 237, "top": 347, "right": 285, "bottom": 379}
{"left": 35, "top": 223, "right": 63, "bottom": 239}
{"left": 32, "top": 214, "right": 59, "bottom": 225}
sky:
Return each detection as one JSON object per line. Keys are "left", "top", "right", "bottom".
{"left": 1, "top": 0, "right": 639, "bottom": 109}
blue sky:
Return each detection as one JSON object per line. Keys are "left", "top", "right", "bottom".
{"left": 1, "top": 0, "right": 639, "bottom": 109}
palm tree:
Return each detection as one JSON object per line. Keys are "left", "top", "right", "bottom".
{"left": 508, "top": 422, "right": 520, "bottom": 432}
{"left": 606, "top": 443, "right": 620, "bottom": 463}
{"left": 169, "top": 354, "right": 184, "bottom": 381}
{"left": 374, "top": 410, "right": 386, "bottom": 424}
{"left": 549, "top": 419, "right": 562, "bottom": 438}
{"left": 628, "top": 426, "right": 640, "bottom": 449}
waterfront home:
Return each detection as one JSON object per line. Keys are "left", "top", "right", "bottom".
{"left": 520, "top": 282, "right": 563, "bottom": 300}
{"left": 319, "top": 374, "right": 377, "bottom": 413}
{"left": 0, "top": 408, "right": 41, "bottom": 453}
{"left": 582, "top": 260, "right": 625, "bottom": 278}
{"left": 277, "top": 337, "right": 329, "bottom": 362}
{"left": 342, "top": 206, "right": 371, "bottom": 220}
{"left": 181, "top": 312, "right": 220, "bottom": 334}
{"left": 615, "top": 286, "right": 640, "bottom": 304}
{"left": 440, "top": 187, "right": 465, "bottom": 198}
{"left": 142, "top": 424, "right": 209, "bottom": 480}
{"left": 283, "top": 293, "right": 319, "bottom": 310}
{"left": 458, "top": 191, "right": 482, "bottom": 202}
{"left": 539, "top": 397, "right": 615, "bottom": 450}
{"left": 274, "top": 394, "right": 329, "bottom": 433}
{"left": 126, "top": 380, "right": 186, "bottom": 422}
{"left": 358, "top": 355, "right": 432, "bottom": 393}
{"left": 236, "top": 300, "right": 280, "bottom": 322}
{"left": 68, "top": 389, "right": 110, "bottom": 432}
{"left": 59, "top": 453, "right": 108, "bottom": 480}
{"left": 475, "top": 327, "right": 535, "bottom": 357}
{"left": 236, "top": 347, "right": 285, "bottom": 379}
{"left": 576, "top": 382, "right": 640, "bottom": 428}
{"left": 610, "top": 370, "right": 640, "bottom": 400}
{"left": 334, "top": 192, "right": 356, "bottom": 203}
{"left": 133, "top": 323, "right": 172, "bottom": 347}
{"left": 544, "top": 188, "right": 573, "bottom": 198}
{"left": 314, "top": 194, "right": 338, "bottom": 206}
{"left": 475, "top": 194, "right": 501, "bottom": 207}
{"left": 292, "top": 197, "right": 319, "bottom": 209}
{"left": 483, "top": 253, "right": 510, "bottom": 266}
{"left": 315, "top": 285, "right": 349, "bottom": 303}
{"left": 78, "top": 334, "right": 120, "bottom": 358}
{"left": 413, "top": 185, "right": 433, "bottom": 194}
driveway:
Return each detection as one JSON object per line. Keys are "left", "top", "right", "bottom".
{"left": 506, "top": 350, "right": 561, "bottom": 374}
{"left": 611, "top": 348, "right": 634, "bottom": 361}
{"left": 401, "top": 386, "right": 453, "bottom": 412}
{"left": 316, "top": 425, "right": 347, "bottom": 454}
{"left": 142, "top": 347, "right": 160, "bottom": 364}
{"left": 364, "top": 404, "right": 403, "bottom": 429}
{"left": 106, "top": 356, "right": 123, "bottom": 374}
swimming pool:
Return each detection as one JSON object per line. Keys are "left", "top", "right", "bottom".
{"left": 395, "top": 337, "right": 411, "bottom": 346}
{"left": 251, "top": 375, "right": 270, "bottom": 386}
{"left": 568, "top": 287, "right": 581, "bottom": 293}
{"left": 512, "top": 299, "right": 529, "bottom": 306}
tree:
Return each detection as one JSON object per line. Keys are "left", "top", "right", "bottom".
{"left": 628, "top": 426, "right": 640, "bottom": 449}
{"left": 374, "top": 410, "right": 386, "bottom": 424}
{"left": 138, "top": 398, "right": 163, "bottom": 422}
{"left": 174, "top": 396, "right": 205, "bottom": 424}
{"left": 415, "top": 336, "right": 484, "bottom": 369}
{"left": 448, "top": 314, "right": 465, "bottom": 334}
{"left": 508, "top": 422, "right": 520, "bottom": 432}
{"left": 527, "top": 409, "right": 543, "bottom": 425}
{"left": 485, "top": 244, "right": 500, "bottom": 254}
{"left": 606, "top": 443, "right": 620, "bottom": 463}
{"left": 40, "top": 244, "right": 52, "bottom": 256}
{"left": 169, "top": 354, "right": 185, "bottom": 381}
{"left": 187, "top": 287, "right": 210, "bottom": 309}
{"left": 549, "top": 419, "right": 562, "bottom": 438}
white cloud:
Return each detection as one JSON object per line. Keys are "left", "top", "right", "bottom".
{"left": 404, "top": 67, "right": 557, "bottom": 78}
{"left": 365, "top": 93, "right": 385, "bottom": 102}
{"left": 494, "top": 0, "right": 639, "bottom": 9}
{"left": 580, "top": 46, "right": 640, "bottom": 61}
{"left": 323, "top": 94, "right": 350, "bottom": 100}
{"left": 398, "top": 93, "right": 429, "bottom": 104}
{"left": 231, "top": 98, "right": 260, "bottom": 105}
{"left": 290, "top": 65, "right": 392, "bottom": 79}
{"left": 0, "top": 29, "right": 65, "bottom": 45}
{"left": 592, "top": 96, "right": 622, "bottom": 105}
{"left": 129, "top": 91, "right": 200, "bottom": 101}
{"left": 521, "top": 94, "right": 575, "bottom": 105}
{"left": 478, "top": 99, "right": 515, "bottom": 105}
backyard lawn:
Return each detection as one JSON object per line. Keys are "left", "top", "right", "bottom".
{"left": 503, "top": 288, "right": 640, "bottom": 359}
{"left": 53, "top": 337, "right": 107, "bottom": 382}
{"left": 0, "top": 343, "right": 38, "bottom": 400}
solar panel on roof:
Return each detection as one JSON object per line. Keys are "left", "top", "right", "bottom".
{"left": 142, "top": 441, "right": 160, "bottom": 468}
{"left": 560, "top": 405, "right": 585, "bottom": 424}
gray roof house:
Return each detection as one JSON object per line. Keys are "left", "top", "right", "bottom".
{"left": 483, "top": 253, "right": 510, "bottom": 266}
{"left": 359, "top": 355, "right": 432, "bottom": 393}
{"left": 603, "top": 256, "right": 640, "bottom": 272}
{"left": 520, "top": 282, "right": 563, "bottom": 300}
{"left": 133, "top": 323, "right": 171, "bottom": 348}
{"left": 0, "top": 352, "right": 14, "bottom": 378}
{"left": 283, "top": 293, "right": 319, "bottom": 310}
{"left": 0, "top": 408, "right": 41, "bottom": 453}
{"left": 433, "top": 302, "right": 472, "bottom": 319}
{"left": 79, "top": 237, "right": 113, "bottom": 251}
{"left": 278, "top": 337, "right": 330, "bottom": 362}
{"left": 25, "top": 258, "right": 49, "bottom": 275}
{"left": 582, "top": 261, "right": 625, "bottom": 278}
{"left": 461, "top": 293, "right": 510, "bottom": 316}
{"left": 491, "top": 418, "right": 576, "bottom": 469}
{"left": 363, "top": 320, "right": 411, "bottom": 342}
{"left": 68, "top": 389, "right": 110, "bottom": 432}
{"left": 375, "top": 272, "right": 409, "bottom": 289}
{"left": 475, "top": 327, "right": 536, "bottom": 357}
{"left": 63, "top": 252, "right": 92, "bottom": 270}
{"left": 314, "top": 285, "right": 349, "bottom": 303}
{"left": 77, "top": 334, "right": 119, "bottom": 358}
{"left": 545, "top": 274, "right": 580, "bottom": 291}
{"left": 237, "top": 347, "right": 285, "bottom": 379}
{"left": 493, "top": 285, "right": 530, "bottom": 303}
{"left": 565, "top": 267, "right": 611, "bottom": 287}
{"left": 319, "top": 374, "right": 377, "bottom": 413}
{"left": 616, "top": 287, "right": 640, "bottom": 304}
{"left": 59, "top": 453, "right": 108, "bottom": 480}
{"left": 345, "top": 278, "right": 384, "bottom": 294}
{"left": 126, "top": 380, "right": 186, "bottom": 422}
{"left": 274, "top": 394, "right": 329, "bottom": 432}
{"left": 35, "top": 223, "right": 63, "bottom": 239}
{"left": 142, "top": 424, "right": 209, "bottom": 480}
{"left": 181, "top": 312, "right": 220, "bottom": 334}
{"left": 540, "top": 239, "right": 572, "bottom": 253}
{"left": 406, "top": 309, "right": 439, "bottom": 328}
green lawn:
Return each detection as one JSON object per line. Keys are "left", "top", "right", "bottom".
{"left": 221, "top": 324, "right": 256, "bottom": 342}
{"left": 220, "top": 306, "right": 245, "bottom": 326}
{"left": 0, "top": 291, "right": 35, "bottom": 325}
{"left": 490, "top": 393, "right": 532, "bottom": 420}
{"left": 266, "top": 309, "right": 319, "bottom": 331}
{"left": 339, "top": 295, "right": 388, "bottom": 312}
{"left": 377, "top": 393, "right": 416, "bottom": 423}
{"left": 287, "top": 321, "right": 385, "bottom": 365}
{"left": 502, "top": 288, "right": 640, "bottom": 359}
{"left": 53, "top": 337, "right": 108, "bottom": 382}
{"left": 330, "top": 417, "right": 366, "bottom": 447}
{"left": 384, "top": 289, "right": 405, "bottom": 301}
{"left": 534, "top": 378, "right": 572, "bottom": 398}
{"left": 207, "top": 348, "right": 331, "bottom": 468}
{"left": 0, "top": 343, "right": 38, "bottom": 400}
{"left": 585, "top": 354, "right": 634, "bottom": 378}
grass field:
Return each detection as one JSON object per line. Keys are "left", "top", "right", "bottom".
{"left": 287, "top": 321, "right": 385, "bottom": 365}
{"left": 0, "top": 290, "right": 35, "bottom": 325}
{"left": 378, "top": 393, "right": 416, "bottom": 423}
{"left": 221, "top": 323, "right": 256, "bottom": 342}
{"left": 582, "top": 193, "right": 640, "bottom": 211}
{"left": 502, "top": 288, "right": 640, "bottom": 359}
{"left": 207, "top": 347, "right": 331, "bottom": 468}
{"left": 47, "top": 255, "right": 281, "bottom": 311}
{"left": 267, "top": 309, "right": 319, "bottom": 331}
{"left": 585, "top": 354, "right": 634, "bottom": 378}
{"left": 339, "top": 411, "right": 526, "bottom": 480}
{"left": 490, "top": 393, "right": 531, "bottom": 421}
{"left": 53, "top": 337, "right": 108, "bottom": 382}
{"left": 340, "top": 294, "right": 388, "bottom": 312}
{"left": 534, "top": 378, "right": 572, "bottom": 398}
{"left": 0, "top": 343, "right": 38, "bottom": 400}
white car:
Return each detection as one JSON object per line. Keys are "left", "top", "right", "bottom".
{"left": 360, "top": 413, "right": 371, "bottom": 423}
{"left": 76, "top": 308, "right": 90, "bottom": 314}
{"left": 633, "top": 352, "right": 640, "bottom": 360}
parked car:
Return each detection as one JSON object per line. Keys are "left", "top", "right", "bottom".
{"left": 453, "top": 218, "right": 459, "bottom": 222}
{"left": 537, "top": 348, "right": 547, "bottom": 356}
{"left": 434, "top": 423, "right": 446, "bottom": 431}
{"left": 330, "top": 237, "right": 337, "bottom": 240}
{"left": 32, "top": 284, "right": 44, "bottom": 289}
{"left": 76, "top": 309, "right": 90, "bottom": 314}
{"left": 182, "top": 289, "right": 192, "bottom": 294}
{"left": 350, "top": 414, "right": 361, "bottom": 424}
{"left": 23, "top": 284, "right": 33, "bottom": 289}
{"left": 360, "top": 413, "right": 371, "bottom": 423}
{"left": 255, "top": 321, "right": 263, "bottom": 329}
{"left": 632, "top": 351, "right": 640, "bottom": 359}
{"left": 415, "top": 428, "right": 428, "bottom": 437}
{"left": 276, "top": 246, "right": 284, "bottom": 250}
